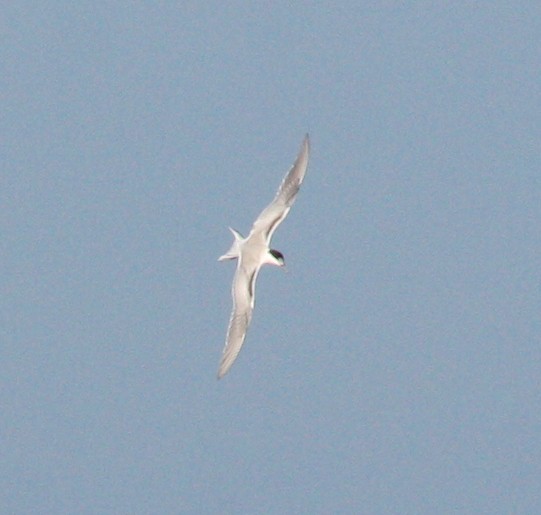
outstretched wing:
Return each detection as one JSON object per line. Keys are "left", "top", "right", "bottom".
{"left": 248, "top": 134, "right": 310, "bottom": 245}
{"left": 217, "top": 261, "right": 260, "bottom": 379}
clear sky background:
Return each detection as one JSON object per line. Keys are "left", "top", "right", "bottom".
{"left": 2, "top": 3, "right": 540, "bottom": 514}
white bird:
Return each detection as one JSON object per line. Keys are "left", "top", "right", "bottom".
{"left": 217, "top": 135, "right": 310, "bottom": 379}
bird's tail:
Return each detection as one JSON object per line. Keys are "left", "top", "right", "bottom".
{"left": 218, "top": 228, "right": 244, "bottom": 261}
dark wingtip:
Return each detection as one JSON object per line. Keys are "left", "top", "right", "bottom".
{"left": 302, "top": 134, "right": 310, "bottom": 155}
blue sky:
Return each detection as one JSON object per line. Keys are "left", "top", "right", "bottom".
{"left": 2, "top": 2, "right": 540, "bottom": 513}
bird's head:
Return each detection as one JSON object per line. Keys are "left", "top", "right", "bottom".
{"left": 268, "top": 249, "right": 285, "bottom": 267}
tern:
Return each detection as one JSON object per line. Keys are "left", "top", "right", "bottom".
{"left": 217, "top": 135, "right": 310, "bottom": 379}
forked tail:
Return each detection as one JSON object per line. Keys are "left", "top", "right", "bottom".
{"left": 218, "top": 228, "right": 244, "bottom": 261}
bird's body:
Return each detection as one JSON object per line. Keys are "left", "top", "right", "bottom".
{"left": 217, "top": 135, "right": 310, "bottom": 379}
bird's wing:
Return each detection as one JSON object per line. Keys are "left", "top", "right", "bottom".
{"left": 248, "top": 134, "right": 310, "bottom": 245}
{"left": 217, "top": 261, "right": 261, "bottom": 379}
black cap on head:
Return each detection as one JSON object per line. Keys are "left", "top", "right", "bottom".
{"left": 269, "top": 249, "right": 284, "bottom": 263}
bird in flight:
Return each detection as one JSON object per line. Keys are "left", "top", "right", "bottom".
{"left": 217, "top": 135, "right": 310, "bottom": 379}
